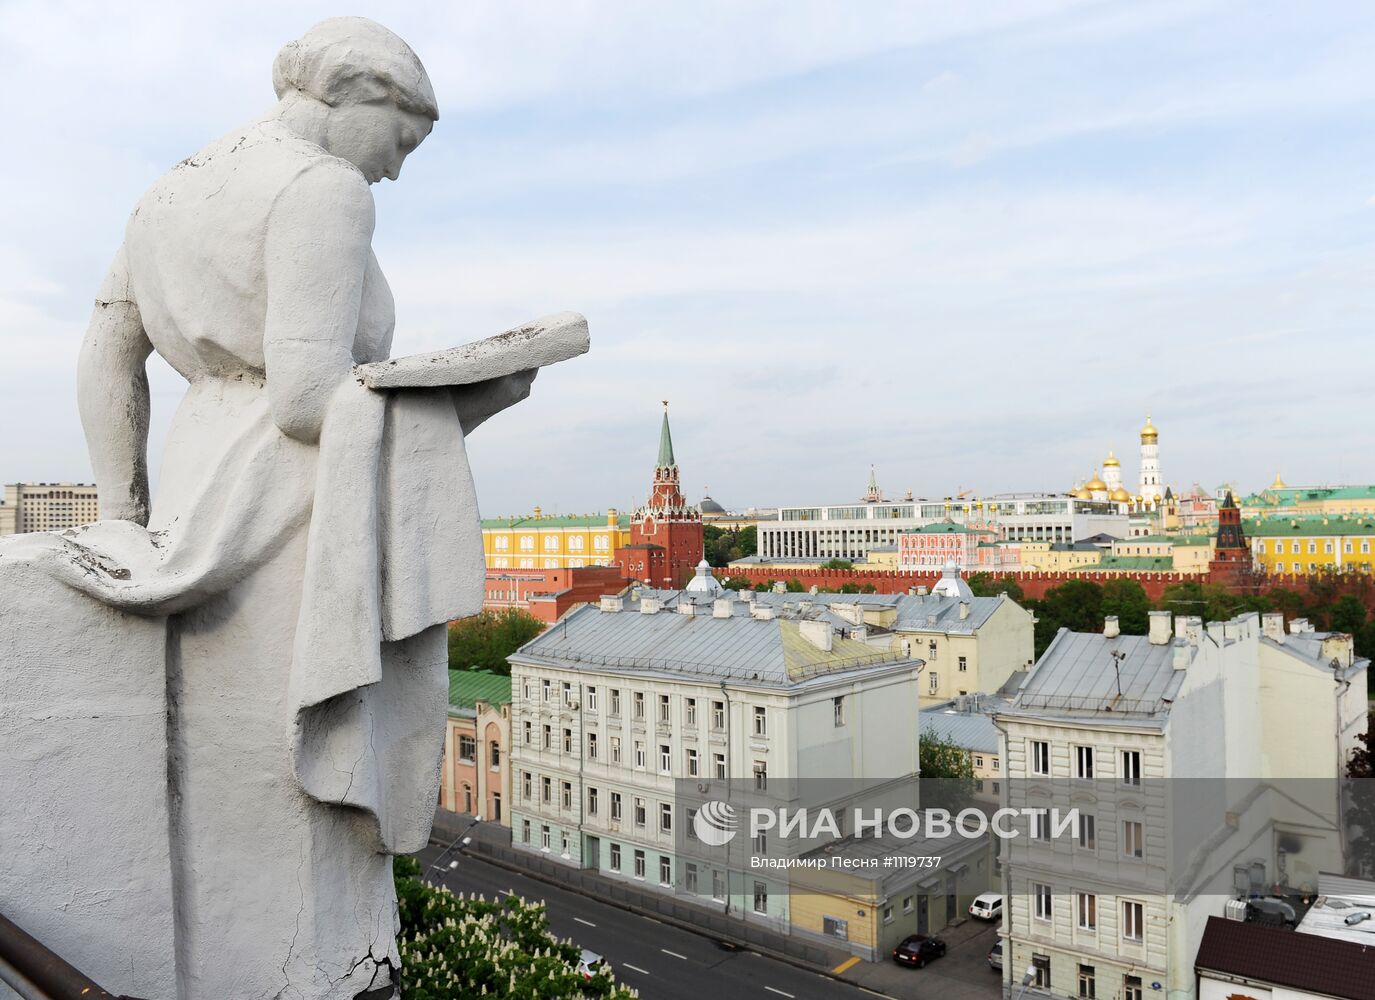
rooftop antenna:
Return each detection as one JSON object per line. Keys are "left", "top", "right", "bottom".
{"left": 1109, "top": 648, "right": 1126, "bottom": 703}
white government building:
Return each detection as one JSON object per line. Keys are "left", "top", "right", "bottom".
{"left": 0, "top": 482, "right": 101, "bottom": 536}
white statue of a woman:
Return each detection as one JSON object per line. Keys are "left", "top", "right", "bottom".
{"left": 0, "top": 17, "right": 583, "bottom": 1000}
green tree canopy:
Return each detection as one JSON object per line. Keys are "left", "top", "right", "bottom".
{"left": 1101, "top": 578, "right": 1150, "bottom": 635}
{"left": 919, "top": 731, "right": 977, "bottom": 812}
{"left": 447, "top": 609, "right": 545, "bottom": 675}
{"left": 967, "top": 573, "right": 1026, "bottom": 602}
{"left": 703, "top": 524, "right": 757, "bottom": 567}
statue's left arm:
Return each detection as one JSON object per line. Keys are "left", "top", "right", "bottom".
{"left": 450, "top": 368, "right": 538, "bottom": 436}
{"left": 78, "top": 244, "right": 153, "bottom": 525}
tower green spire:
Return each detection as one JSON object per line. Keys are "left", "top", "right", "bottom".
{"left": 657, "top": 400, "right": 676, "bottom": 469}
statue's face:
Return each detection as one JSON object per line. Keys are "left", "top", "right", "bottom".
{"left": 326, "top": 100, "right": 434, "bottom": 184}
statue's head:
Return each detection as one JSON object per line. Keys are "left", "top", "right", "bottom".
{"left": 273, "top": 17, "right": 438, "bottom": 184}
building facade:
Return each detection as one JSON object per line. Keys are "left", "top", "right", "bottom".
{"left": 613, "top": 403, "right": 705, "bottom": 589}
{"left": 1241, "top": 478, "right": 1375, "bottom": 519}
{"left": 483, "top": 565, "right": 628, "bottom": 623}
{"left": 0, "top": 483, "right": 100, "bottom": 536}
{"left": 1246, "top": 514, "right": 1375, "bottom": 575}
{"left": 440, "top": 670, "right": 513, "bottom": 827}
{"left": 482, "top": 510, "right": 632, "bottom": 570}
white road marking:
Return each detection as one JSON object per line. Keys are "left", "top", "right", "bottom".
{"left": 501, "top": 889, "right": 515, "bottom": 896}
{"left": 661, "top": 949, "right": 688, "bottom": 960}
{"left": 623, "top": 964, "right": 651, "bottom": 975}
{"left": 765, "top": 989, "right": 796, "bottom": 999}
{"left": 574, "top": 917, "right": 597, "bottom": 927}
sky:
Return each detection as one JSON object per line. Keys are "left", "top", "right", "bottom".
{"left": 2, "top": 0, "right": 1373, "bottom": 517}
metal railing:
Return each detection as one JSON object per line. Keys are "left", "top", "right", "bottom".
{"left": 0, "top": 912, "right": 144, "bottom": 1000}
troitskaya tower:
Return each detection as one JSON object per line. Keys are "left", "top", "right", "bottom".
{"left": 1138, "top": 414, "right": 1162, "bottom": 503}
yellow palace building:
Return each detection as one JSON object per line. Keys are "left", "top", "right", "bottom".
{"left": 1246, "top": 514, "right": 1375, "bottom": 575}
{"left": 481, "top": 507, "right": 632, "bottom": 570}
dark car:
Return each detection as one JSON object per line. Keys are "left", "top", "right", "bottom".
{"left": 892, "top": 934, "right": 947, "bottom": 968}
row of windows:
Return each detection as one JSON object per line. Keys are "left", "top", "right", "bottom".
{"left": 520, "top": 680, "right": 771, "bottom": 737}
{"left": 1257, "top": 538, "right": 1373, "bottom": 555}
{"left": 1031, "top": 884, "right": 1147, "bottom": 943}
{"left": 1270, "top": 562, "right": 1373, "bottom": 574}
{"left": 492, "top": 534, "right": 615, "bottom": 552}
{"left": 1024, "top": 811, "right": 1145, "bottom": 858}
{"left": 1029, "top": 742, "right": 1143, "bottom": 784}
{"left": 1028, "top": 955, "right": 1144, "bottom": 1000}
{"left": 454, "top": 734, "right": 501, "bottom": 769}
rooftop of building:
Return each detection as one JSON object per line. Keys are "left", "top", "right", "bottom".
{"left": 1195, "top": 914, "right": 1375, "bottom": 1000}
{"left": 900, "top": 522, "right": 991, "bottom": 536}
{"left": 480, "top": 512, "right": 631, "bottom": 529}
{"left": 447, "top": 669, "right": 513, "bottom": 715}
{"left": 918, "top": 698, "right": 1008, "bottom": 753}
{"left": 1242, "top": 514, "right": 1375, "bottom": 536}
{"left": 511, "top": 592, "right": 916, "bottom": 689}
{"left": 1243, "top": 484, "right": 1375, "bottom": 505}
{"left": 1119, "top": 533, "right": 1211, "bottom": 545}
{"left": 1088, "top": 555, "right": 1175, "bottom": 571}
{"left": 1297, "top": 872, "right": 1375, "bottom": 945}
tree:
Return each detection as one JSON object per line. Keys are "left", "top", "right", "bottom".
{"left": 1330, "top": 595, "right": 1368, "bottom": 636}
{"left": 838, "top": 582, "right": 860, "bottom": 594}
{"left": 919, "top": 732, "right": 977, "bottom": 812}
{"left": 784, "top": 578, "right": 805, "bottom": 593}
{"left": 820, "top": 559, "right": 854, "bottom": 570}
{"left": 394, "top": 856, "right": 638, "bottom": 998}
{"left": 1345, "top": 713, "right": 1375, "bottom": 877}
{"left": 703, "top": 524, "right": 758, "bottom": 567}
{"left": 447, "top": 609, "right": 545, "bottom": 675}
{"left": 967, "top": 573, "right": 1025, "bottom": 602}
{"left": 1101, "top": 579, "right": 1150, "bottom": 635}
{"left": 721, "top": 575, "right": 748, "bottom": 591}
{"left": 1031, "top": 579, "right": 1104, "bottom": 656}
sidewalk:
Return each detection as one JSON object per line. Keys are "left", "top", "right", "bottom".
{"left": 838, "top": 916, "right": 1001, "bottom": 1000}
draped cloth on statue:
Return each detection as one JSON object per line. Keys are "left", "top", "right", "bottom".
{"left": 3, "top": 375, "right": 481, "bottom": 852}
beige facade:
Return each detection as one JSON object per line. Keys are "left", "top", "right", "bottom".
{"left": 0, "top": 483, "right": 100, "bottom": 535}
{"left": 892, "top": 596, "right": 1035, "bottom": 709}
{"left": 442, "top": 699, "right": 512, "bottom": 827}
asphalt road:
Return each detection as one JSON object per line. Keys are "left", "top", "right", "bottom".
{"left": 414, "top": 844, "right": 884, "bottom": 1000}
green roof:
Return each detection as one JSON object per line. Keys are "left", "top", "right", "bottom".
{"left": 448, "top": 669, "right": 512, "bottom": 711}
{"left": 1118, "top": 533, "right": 1212, "bottom": 546}
{"left": 901, "top": 522, "right": 982, "bottom": 535}
{"left": 658, "top": 407, "right": 676, "bottom": 468}
{"left": 1242, "top": 515, "right": 1375, "bottom": 537}
{"left": 1243, "top": 485, "right": 1375, "bottom": 506}
{"left": 1088, "top": 555, "right": 1176, "bottom": 571}
{"left": 481, "top": 512, "right": 631, "bottom": 529}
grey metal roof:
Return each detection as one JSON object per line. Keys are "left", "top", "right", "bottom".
{"left": 1267, "top": 632, "right": 1369, "bottom": 682}
{"left": 512, "top": 598, "right": 916, "bottom": 688}
{"left": 919, "top": 705, "right": 1001, "bottom": 753}
{"left": 1002, "top": 630, "right": 1187, "bottom": 721}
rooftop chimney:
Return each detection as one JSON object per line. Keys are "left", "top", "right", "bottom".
{"left": 599, "top": 596, "right": 624, "bottom": 613}
{"left": 799, "top": 619, "right": 833, "bottom": 652}
{"left": 677, "top": 601, "right": 699, "bottom": 616}
{"left": 772, "top": 582, "right": 787, "bottom": 594}
{"left": 640, "top": 597, "right": 662, "bottom": 614}
{"left": 1173, "top": 639, "right": 1191, "bottom": 670}
{"left": 1262, "top": 612, "right": 1285, "bottom": 643}
{"left": 1148, "top": 610, "right": 1172, "bottom": 645}
{"left": 959, "top": 601, "right": 970, "bottom": 621}
{"left": 740, "top": 589, "right": 756, "bottom": 603}
{"left": 712, "top": 598, "right": 734, "bottom": 619}
{"left": 750, "top": 605, "right": 777, "bottom": 621}
{"left": 1104, "top": 615, "right": 1121, "bottom": 638}
{"left": 1289, "top": 617, "right": 1314, "bottom": 635}
{"left": 1322, "top": 633, "right": 1354, "bottom": 668}
{"left": 916, "top": 586, "right": 929, "bottom": 597}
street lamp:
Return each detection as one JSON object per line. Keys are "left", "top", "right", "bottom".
{"left": 1015, "top": 964, "right": 1038, "bottom": 1000}
{"left": 427, "top": 816, "right": 482, "bottom": 884}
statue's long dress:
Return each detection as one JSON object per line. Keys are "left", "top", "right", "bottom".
{"left": 0, "top": 121, "right": 482, "bottom": 1000}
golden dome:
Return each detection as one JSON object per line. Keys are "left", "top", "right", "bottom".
{"left": 1140, "top": 414, "right": 1158, "bottom": 443}
{"left": 1103, "top": 450, "right": 1121, "bottom": 468}
{"left": 1086, "top": 469, "right": 1107, "bottom": 492}
{"left": 1110, "top": 486, "right": 1132, "bottom": 502}
{"left": 1271, "top": 471, "right": 1287, "bottom": 490}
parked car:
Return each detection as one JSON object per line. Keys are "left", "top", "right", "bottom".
{"left": 892, "top": 934, "right": 947, "bottom": 968}
{"left": 970, "top": 892, "right": 1003, "bottom": 921}
{"left": 988, "top": 940, "right": 1004, "bottom": 971}
{"left": 578, "top": 948, "right": 608, "bottom": 981}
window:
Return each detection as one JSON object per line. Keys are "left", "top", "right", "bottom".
{"left": 634, "top": 798, "right": 646, "bottom": 827}
{"left": 753, "top": 706, "right": 767, "bottom": 736}
{"left": 541, "top": 776, "right": 552, "bottom": 803}
{"left": 660, "top": 803, "right": 672, "bottom": 833}
{"left": 1077, "top": 892, "right": 1097, "bottom": 930}
{"left": 560, "top": 830, "right": 569, "bottom": 854}
{"left": 522, "top": 819, "right": 531, "bottom": 844}
{"left": 633, "top": 692, "right": 645, "bottom": 721}
{"left": 1124, "top": 976, "right": 1143, "bottom": 1000}
{"left": 712, "top": 700, "right": 726, "bottom": 730}
{"left": 542, "top": 725, "right": 551, "bottom": 750}
{"left": 611, "top": 737, "right": 622, "bottom": 764}
{"left": 658, "top": 695, "right": 670, "bottom": 723}
{"left": 523, "top": 721, "right": 532, "bottom": 745}
{"left": 541, "top": 678, "right": 550, "bottom": 702}
{"left": 562, "top": 728, "right": 572, "bottom": 753}
{"left": 958, "top": 655, "right": 968, "bottom": 672}
{"left": 588, "top": 786, "right": 599, "bottom": 816}
{"left": 521, "top": 771, "right": 531, "bottom": 799}
{"left": 1074, "top": 745, "right": 1094, "bottom": 780}
{"left": 991, "top": 756, "right": 999, "bottom": 771}
{"left": 1121, "top": 749, "right": 1141, "bottom": 786}
{"left": 1123, "top": 820, "right": 1144, "bottom": 858}
{"left": 1031, "top": 740, "right": 1050, "bottom": 776}
{"left": 1291, "top": 541, "right": 1300, "bottom": 554}
{"left": 1033, "top": 882, "right": 1053, "bottom": 921}
{"left": 753, "top": 761, "right": 768, "bottom": 791}
{"left": 659, "top": 855, "right": 672, "bottom": 886}
{"left": 586, "top": 686, "right": 598, "bottom": 711}
{"left": 1122, "top": 901, "right": 1144, "bottom": 942}
{"left": 541, "top": 825, "right": 551, "bottom": 850}
{"left": 1078, "top": 964, "right": 1096, "bottom": 999}
{"left": 609, "top": 843, "right": 621, "bottom": 871}
{"left": 833, "top": 696, "right": 846, "bottom": 727}
{"left": 824, "top": 916, "right": 849, "bottom": 940}
{"left": 1031, "top": 809, "right": 1051, "bottom": 841}
{"left": 882, "top": 905, "right": 893, "bottom": 924}
{"left": 685, "top": 698, "right": 697, "bottom": 725}
{"left": 1032, "top": 954, "right": 1051, "bottom": 989}
{"left": 491, "top": 793, "right": 501, "bottom": 822}
{"left": 974, "top": 755, "right": 984, "bottom": 768}
{"left": 635, "top": 741, "right": 646, "bottom": 769}
{"left": 610, "top": 792, "right": 622, "bottom": 821}
{"left": 714, "top": 753, "right": 727, "bottom": 779}
{"left": 712, "top": 870, "right": 726, "bottom": 901}
{"left": 587, "top": 732, "right": 598, "bottom": 760}
{"left": 458, "top": 735, "right": 476, "bottom": 762}
{"left": 753, "top": 881, "right": 768, "bottom": 914}
{"left": 928, "top": 640, "right": 938, "bottom": 659}
{"left": 610, "top": 688, "right": 621, "bottom": 716}
{"left": 1078, "top": 814, "right": 1096, "bottom": 850}
{"left": 685, "top": 862, "right": 699, "bottom": 894}
{"left": 928, "top": 671, "right": 939, "bottom": 694}
{"left": 902, "top": 895, "right": 914, "bottom": 913}
{"left": 686, "top": 748, "right": 699, "bottom": 777}
{"left": 659, "top": 744, "right": 672, "bottom": 774}
{"left": 561, "top": 781, "right": 572, "bottom": 809}
{"left": 752, "top": 831, "right": 767, "bottom": 855}
{"left": 633, "top": 849, "right": 646, "bottom": 879}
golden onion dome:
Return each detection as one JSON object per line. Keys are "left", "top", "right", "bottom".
{"left": 1271, "top": 471, "right": 1287, "bottom": 490}
{"left": 1110, "top": 486, "right": 1132, "bottom": 502}
{"left": 1074, "top": 487, "right": 1092, "bottom": 500}
{"left": 1086, "top": 470, "right": 1107, "bottom": 492}
{"left": 1103, "top": 450, "right": 1121, "bottom": 468}
{"left": 1141, "top": 414, "right": 1159, "bottom": 443}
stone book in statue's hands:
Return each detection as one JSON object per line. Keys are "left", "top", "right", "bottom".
{"left": 355, "top": 311, "right": 589, "bottom": 389}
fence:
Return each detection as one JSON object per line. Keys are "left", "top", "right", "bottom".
{"left": 429, "top": 809, "right": 848, "bottom": 970}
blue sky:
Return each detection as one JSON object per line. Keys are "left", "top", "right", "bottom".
{"left": 2, "top": 0, "right": 1373, "bottom": 516}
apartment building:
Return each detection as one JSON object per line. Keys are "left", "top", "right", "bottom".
{"left": 507, "top": 587, "right": 923, "bottom": 938}
{"left": 995, "top": 611, "right": 1368, "bottom": 1000}
{"left": 440, "top": 669, "right": 512, "bottom": 826}
{"left": 0, "top": 483, "right": 100, "bottom": 535}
